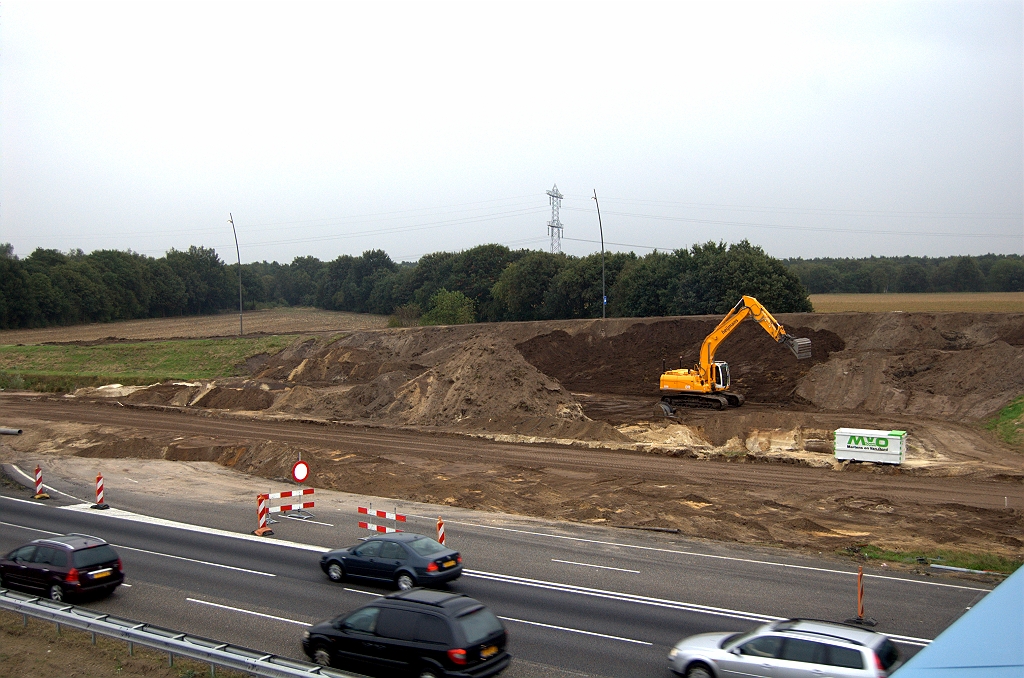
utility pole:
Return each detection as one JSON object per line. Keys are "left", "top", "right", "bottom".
{"left": 228, "top": 213, "right": 243, "bottom": 336}
{"left": 592, "top": 190, "right": 606, "bottom": 319}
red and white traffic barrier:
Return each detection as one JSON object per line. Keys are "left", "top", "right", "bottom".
{"left": 437, "top": 516, "right": 446, "bottom": 545}
{"left": 357, "top": 506, "right": 405, "bottom": 533}
{"left": 359, "top": 521, "right": 403, "bottom": 533}
{"left": 270, "top": 488, "right": 315, "bottom": 500}
{"left": 358, "top": 507, "right": 406, "bottom": 522}
{"left": 91, "top": 473, "right": 109, "bottom": 510}
{"left": 270, "top": 499, "right": 316, "bottom": 514}
{"left": 267, "top": 488, "right": 315, "bottom": 516}
{"left": 253, "top": 493, "right": 273, "bottom": 536}
{"left": 32, "top": 465, "right": 49, "bottom": 500}
{"left": 253, "top": 488, "right": 316, "bottom": 536}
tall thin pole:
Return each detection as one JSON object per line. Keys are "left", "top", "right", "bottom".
{"left": 228, "top": 213, "right": 243, "bottom": 336}
{"left": 592, "top": 190, "right": 606, "bottom": 319}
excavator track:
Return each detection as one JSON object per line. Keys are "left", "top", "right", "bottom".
{"left": 660, "top": 393, "right": 731, "bottom": 413}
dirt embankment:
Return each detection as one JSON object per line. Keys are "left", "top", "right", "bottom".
{"left": 65, "top": 312, "right": 1024, "bottom": 462}
{"left": 7, "top": 309, "right": 1024, "bottom": 566}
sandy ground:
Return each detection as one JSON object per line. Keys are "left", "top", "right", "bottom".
{"left": 2, "top": 310, "right": 1023, "bottom": 567}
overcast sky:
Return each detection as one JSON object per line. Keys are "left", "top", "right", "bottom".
{"left": 2, "top": 1, "right": 1022, "bottom": 266}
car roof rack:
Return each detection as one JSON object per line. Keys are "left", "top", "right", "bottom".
{"left": 386, "top": 589, "right": 467, "bottom": 606}
{"left": 771, "top": 619, "right": 871, "bottom": 646}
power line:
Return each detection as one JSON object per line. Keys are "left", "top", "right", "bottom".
{"left": 561, "top": 207, "right": 1019, "bottom": 239}
{"left": 559, "top": 195, "right": 1022, "bottom": 220}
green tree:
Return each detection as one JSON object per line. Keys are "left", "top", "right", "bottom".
{"left": 490, "top": 251, "right": 568, "bottom": 321}
{"left": 165, "top": 246, "right": 233, "bottom": 314}
{"left": 896, "top": 262, "right": 929, "bottom": 293}
{"left": 420, "top": 288, "right": 476, "bottom": 325}
{"left": 607, "top": 251, "right": 683, "bottom": 317}
{"left": 988, "top": 258, "right": 1024, "bottom": 292}
{"left": 796, "top": 263, "right": 842, "bottom": 294}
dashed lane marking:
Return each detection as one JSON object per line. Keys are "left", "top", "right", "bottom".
{"left": 439, "top": 519, "right": 991, "bottom": 593}
{"left": 186, "top": 597, "right": 308, "bottom": 625}
{"left": 114, "top": 544, "right": 276, "bottom": 577}
{"left": 499, "top": 616, "right": 652, "bottom": 645}
{"left": 552, "top": 559, "right": 639, "bottom": 574}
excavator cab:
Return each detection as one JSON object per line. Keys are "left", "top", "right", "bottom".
{"left": 713, "top": 361, "right": 730, "bottom": 390}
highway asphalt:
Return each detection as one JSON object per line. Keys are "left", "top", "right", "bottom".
{"left": 0, "top": 462, "right": 991, "bottom": 677}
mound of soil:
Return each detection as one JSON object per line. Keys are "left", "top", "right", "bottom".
{"left": 516, "top": 319, "right": 845, "bottom": 402}
{"left": 193, "top": 386, "right": 276, "bottom": 411}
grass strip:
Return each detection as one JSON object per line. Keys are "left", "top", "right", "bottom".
{"left": 984, "top": 395, "right": 1024, "bottom": 448}
{"left": 0, "top": 336, "right": 295, "bottom": 390}
{"left": 850, "top": 545, "right": 1021, "bottom": 574}
{"left": 0, "top": 610, "right": 250, "bottom": 678}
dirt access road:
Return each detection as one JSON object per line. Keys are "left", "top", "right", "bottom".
{"left": 2, "top": 395, "right": 1021, "bottom": 571}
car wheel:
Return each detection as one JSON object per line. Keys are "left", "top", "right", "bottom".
{"left": 686, "top": 663, "right": 714, "bottom": 678}
{"left": 0, "top": 572, "right": 4, "bottom": 589}
{"left": 49, "top": 584, "right": 65, "bottom": 602}
{"left": 326, "top": 562, "right": 344, "bottom": 582}
{"left": 396, "top": 573, "right": 415, "bottom": 591}
{"left": 312, "top": 645, "right": 332, "bottom": 667}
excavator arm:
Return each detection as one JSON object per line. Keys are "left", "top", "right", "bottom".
{"left": 695, "top": 296, "right": 811, "bottom": 381}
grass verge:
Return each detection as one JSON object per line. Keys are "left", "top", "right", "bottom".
{"left": 984, "top": 395, "right": 1024, "bottom": 449}
{"left": 0, "top": 610, "right": 250, "bottom": 678}
{"left": 849, "top": 545, "right": 1022, "bottom": 574}
{"left": 0, "top": 335, "right": 295, "bottom": 391}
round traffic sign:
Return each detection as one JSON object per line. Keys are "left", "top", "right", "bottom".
{"left": 291, "top": 460, "right": 309, "bottom": 483}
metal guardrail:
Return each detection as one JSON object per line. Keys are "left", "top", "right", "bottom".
{"left": 0, "top": 588, "right": 365, "bottom": 678}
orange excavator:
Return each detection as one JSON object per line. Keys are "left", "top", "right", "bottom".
{"left": 658, "top": 295, "right": 811, "bottom": 413}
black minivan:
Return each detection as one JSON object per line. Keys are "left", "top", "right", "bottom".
{"left": 302, "top": 588, "right": 510, "bottom": 678}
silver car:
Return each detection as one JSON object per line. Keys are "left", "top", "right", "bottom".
{"left": 668, "top": 618, "right": 901, "bottom": 678}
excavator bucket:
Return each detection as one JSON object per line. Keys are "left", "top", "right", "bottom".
{"left": 788, "top": 337, "right": 812, "bottom": 360}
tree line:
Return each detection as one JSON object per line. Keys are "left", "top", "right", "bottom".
{"left": 784, "top": 254, "right": 1024, "bottom": 294}
{"left": 3, "top": 241, "right": 1021, "bottom": 331}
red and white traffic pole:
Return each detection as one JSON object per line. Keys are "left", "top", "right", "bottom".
{"left": 91, "top": 473, "right": 109, "bottom": 509}
{"left": 32, "top": 465, "right": 49, "bottom": 500}
{"left": 437, "top": 516, "right": 446, "bottom": 545}
{"left": 253, "top": 493, "right": 274, "bottom": 536}
{"left": 857, "top": 566, "right": 865, "bottom": 619}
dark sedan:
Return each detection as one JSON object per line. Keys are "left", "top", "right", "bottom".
{"left": 320, "top": 533, "right": 463, "bottom": 590}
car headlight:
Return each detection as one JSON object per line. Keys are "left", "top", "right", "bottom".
{"left": 668, "top": 647, "right": 679, "bottom": 660}
{"left": 302, "top": 631, "right": 310, "bottom": 640}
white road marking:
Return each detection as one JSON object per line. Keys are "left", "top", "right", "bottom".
{"left": 344, "top": 588, "right": 382, "bottom": 596}
{"left": 0, "top": 519, "right": 60, "bottom": 534}
{"left": 113, "top": 544, "right": 276, "bottom": 577}
{"left": 467, "top": 569, "right": 781, "bottom": 624}
{"left": 121, "top": 583, "right": 132, "bottom": 587}
{"left": 0, "top": 497, "right": 950, "bottom": 642}
{"left": 472, "top": 570, "right": 933, "bottom": 646}
{"left": 552, "top": 559, "right": 639, "bottom": 574}
{"left": 186, "top": 597, "right": 308, "bottom": 625}
{"left": 54, "top": 503, "right": 327, "bottom": 552}
{"left": 448, "top": 520, "right": 991, "bottom": 592}
{"left": 280, "top": 515, "right": 334, "bottom": 527}
{"left": 498, "top": 616, "right": 651, "bottom": 646}
{"left": 124, "top": 478, "right": 139, "bottom": 484}
{"left": 8, "top": 465, "right": 85, "bottom": 501}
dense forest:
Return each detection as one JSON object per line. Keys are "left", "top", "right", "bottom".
{"left": 1, "top": 240, "right": 1021, "bottom": 330}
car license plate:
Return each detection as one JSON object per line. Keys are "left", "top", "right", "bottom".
{"left": 481, "top": 645, "right": 498, "bottom": 659}
{"left": 92, "top": 570, "right": 110, "bottom": 578}
{"left": 443, "top": 560, "right": 456, "bottom": 568}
